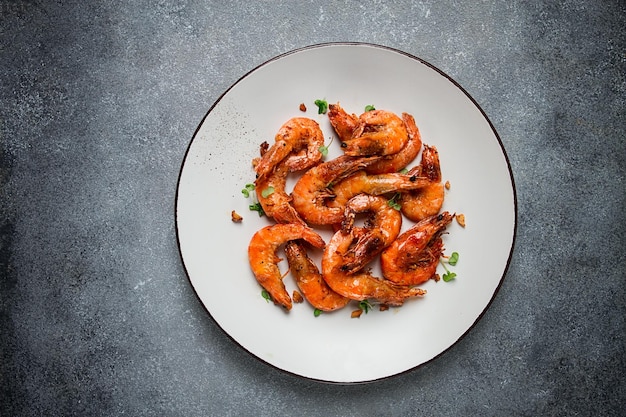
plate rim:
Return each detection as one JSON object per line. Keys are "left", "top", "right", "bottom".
{"left": 174, "top": 41, "right": 518, "bottom": 385}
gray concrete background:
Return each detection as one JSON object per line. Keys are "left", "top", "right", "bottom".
{"left": 1, "top": 1, "right": 624, "bottom": 415}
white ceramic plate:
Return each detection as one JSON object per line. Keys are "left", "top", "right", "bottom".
{"left": 176, "top": 43, "right": 516, "bottom": 383}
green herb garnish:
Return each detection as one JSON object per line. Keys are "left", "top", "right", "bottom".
{"left": 364, "top": 104, "right": 376, "bottom": 112}
{"left": 241, "top": 183, "right": 255, "bottom": 198}
{"left": 448, "top": 252, "right": 459, "bottom": 266}
{"left": 261, "top": 186, "right": 274, "bottom": 198}
{"left": 359, "top": 300, "right": 373, "bottom": 314}
{"left": 249, "top": 203, "right": 265, "bottom": 216}
{"left": 440, "top": 252, "right": 460, "bottom": 282}
{"left": 318, "top": 136, "right": 334, "bottom": 157}
{"left": 314, "top": 99, "right": 328, "bottom": 114}
{"left": 261, "top": 290, "right": 271, "bottom": 302}
{"left": 313, "top": 308, "right": 322, "bottom": 317}
{"left": 442, "top": 271, "right": 457, "bottom": 282}
{"left": 387, "top": 193, "right": 401, "bottom": 211}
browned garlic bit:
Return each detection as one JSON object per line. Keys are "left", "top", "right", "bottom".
{"left": 299, "top": 103, "right": 307, "bottom": 112}
{"left": 351, "top": 309, "right": 363, "bottom": 318}
{"left": 231, "top": 210, "right": 243, "bottom": 223}
{"left": 445, "top": 180, "right": 451, "bottom": 190}
{"left": 456, "top": 213, "right": 466, "bottom": 228}
{"left": 292, "top": 290, "right": 304, "bottom": 303}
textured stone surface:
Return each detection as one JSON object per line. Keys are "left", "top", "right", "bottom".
{"left": 1, "top": 1, "right": 624, "bottom": 415}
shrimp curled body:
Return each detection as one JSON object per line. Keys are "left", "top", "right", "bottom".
{"left": 339, "top": 194, "right": 402, "bottom": 274}
{"left": 321, "top": 228, "right": 426, "bottom": 306}
{"left": 255, "top": 160, "right": 305, "bottom": 225}
{"left": 321, "top": 195, "right": 423, "bottom": 306}
{"left": 284, "top": 241, "right": 350, "bottom": 311}
{"left": 365, "top": 112, "right": 423, "bottom": 174}
{"left": 255, "top": 117, "right": 324, "bottom": 180}
{"left": 291, "top": 155, "right": 379, "bottom": 226}
{"left": 381, "top": 212, "right": 454, "bottom": 286}
{"left": 400, "top": 145, "right": 445, "bottom": 222}
{"left": 248, "top": 223, "right": 325, "bottom": 311}
{"left": 328, "top": 104, "right": 409, "bottom": 157}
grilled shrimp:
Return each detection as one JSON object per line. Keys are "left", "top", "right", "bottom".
{"left": 321, "top": 227, "right": 426, "bottom": 306}
{"left": 344, "top": 109, "right": 408, "bottom": 156}
{"left": 338, "top": 194, "right": 402, "bottom": 274}
{"left": 400, "top": 145, "right": 445, "bottom": 222}
{"left": 328, "top": 103, "right": 359, "bottom": 142}
{"left": 365, "top": 112, "right": 423, "bottom": 174}
{"left": 328, "top": 103, "right": 409, "bottom": 157}
{"left": 255, "top": 117, "right": 324, "bottom": 179}
{"left": 291, "top": 155, "right": 379, "bottom": 226}
{"left": 381, "top": 212, "right": 454, "bottom": 286}
{"left": 329, "top": 170, "right": 430, "bottom": 211}
{"left": 248, "top": 223, "right": 325, "bottom": 311}
{"left": 255, "top": 160, "right": 304, "bottom": 225}
{"left": 284, "top": 241, "right": 350, "bottom": 312}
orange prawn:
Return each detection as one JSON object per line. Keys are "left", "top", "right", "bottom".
{"left": 338, "top": 194, "right": 402, "bottom": 274}
{"left": 321, "top": 227, "right": 426, "bottom": 306}
{"left": 381, "top": 212, "right": 454, "bottom": 286}
{"left": 248, "top": 223, "right": 325, "bottom": 311}
{"left": 284, "top": 241, "right": 350, "bottom": 312}
{"left": 400, "top": 145, "right": 445, "bottom": 222}
{"left": 329, "top": 170, "right": 430, "bottom": 211}
{"left": 365, "top": 112, "right": 423, "bottom": 174}
{"left": 255, "top": 117, "right": 324, "bottom": 179}
{"left": 290, "top": 155, "right": 379, "bottom": 226}
{"left": 328, "top": 103, "right": 409, "bottom": 157}
{"left": 255, "top": 160, "right": 305, "bottom": 225}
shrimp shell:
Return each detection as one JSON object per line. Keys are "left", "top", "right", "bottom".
{"left": 330, "top": 170, "right": 431, "bottom": 211}
{"left": 364, "top": 112, "right": 423, "bottom": 174}
{"left": 321, "top": 228, "right": 426, "bottom": 306}
{"left": 284, "top": 241, "right": 350, "bottom": 312}
{"left": 400, "top": 145, "right": 445, "bottom": 222}
{"left": 255, "top": 160, "right": 305, "bottom": 225}
{"left": 381, "top": 212, "right": 454, "bottom": 286}
{"left": 248, "top": 223, "right": 325, "bottom": 311}
{"left": 255, "top": 117, "right": 324, "bottom": 180}
{"left": 343, "top": 109, "right": 408, "bottom": 156}
{"left": 328, "top": 103, "right": 409, "bottom": 157}
{"left": 291, "top": 155, "right": 379, "bottom": 226}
